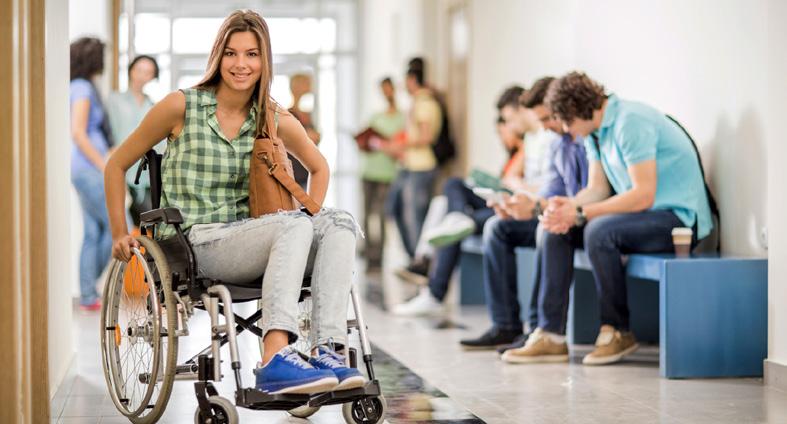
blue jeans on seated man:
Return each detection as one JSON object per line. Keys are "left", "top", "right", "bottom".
{"left": 428, "top": 178, "right": 495, "bottom": 301}
{"left": 481, "top": 216, "right": 541, "bottom": 332}
{"left": 386, "top": 169, "right": 437, "bottom": 258}
{"left": 538, "top": 210, "right": 685, "bottom": 334}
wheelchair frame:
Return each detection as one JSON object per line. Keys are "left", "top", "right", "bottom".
{"left": 101, "top": 150, "right": 384, "bottom": 423}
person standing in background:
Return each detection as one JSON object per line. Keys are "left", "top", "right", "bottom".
{"left": 386, "top": 61, "right": 442, "bottom": 260}
{"left": 360, "top": 77, "right": 406, "bottom": 271}
{"left": 289, "top": 73, "right": 321, "bottom": 189}
{"left": 106, "top": 55, "right": 162, "bottom": 226}
{"left": 70, "top": 37, "right": 113, "bottom": 311}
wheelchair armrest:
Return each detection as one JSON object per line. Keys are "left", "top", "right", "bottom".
{"left": 140, "top": 207, "right": 185, "bottom": 225}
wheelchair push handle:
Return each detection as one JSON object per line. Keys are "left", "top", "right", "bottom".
{"left": 134, "top": 155, "right": 149, "bottom": 185}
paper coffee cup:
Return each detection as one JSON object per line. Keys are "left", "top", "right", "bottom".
{"left": 671, "top": 227, "right": 693, "bottom": 257}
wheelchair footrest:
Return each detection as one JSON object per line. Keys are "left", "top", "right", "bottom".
{"left": 308, "top": 380, "right": 381, "bottom": 408}
{"left": 236, "top": 388, "right": 310, "bottom": 411}
{"left": 235, "top": 380, "right": 382, "bottom": 411}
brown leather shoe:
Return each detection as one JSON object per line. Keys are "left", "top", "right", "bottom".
{"left": 582, "top": 325, "right": 639, "bottom": 366}
{"left": 501, "top": 328, "right": 569, "bottom": 364}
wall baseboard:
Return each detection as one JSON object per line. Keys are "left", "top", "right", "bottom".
{"left": 765, "top": 359, "right": 787, "bottom": 392}
{"left": 49, "top": 356, "right": 76, "bottom": 420}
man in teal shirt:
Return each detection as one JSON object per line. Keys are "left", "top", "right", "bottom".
{"left": 519, "top": 72, "right": 712, "bottom": 366}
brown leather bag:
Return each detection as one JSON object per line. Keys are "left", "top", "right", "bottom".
{"left": 249, "top": 110, "right": 321, "bottom": 217}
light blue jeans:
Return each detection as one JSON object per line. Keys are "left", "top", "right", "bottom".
{"left": 386, "top": 169, "right": 437, "bottom": 258}
{"left": 72, "top": 166, "right": 112, "bottom": 306}
{"left": 188, "top": 208, "right": 358, "bottom": 348}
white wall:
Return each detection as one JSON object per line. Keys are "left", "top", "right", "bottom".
{"left": 467, "top": 0, "right": 771, "bottom": 257}
{"left": 48, "top": 0, "right": 74, "bottom": 398}
{"left": 358, "top": 0, "right": 427, "bottom": 125}
{"left": 766, "top": 0, "right": 787, "bottom": 367}
{"left": 69, "top": 0, "right": 109, "bottom": 41}
{"left": 466, "top": 0, "right": 576, "bottom": 177}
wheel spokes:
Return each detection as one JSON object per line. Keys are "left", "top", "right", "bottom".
{"left": 104, "top": 249, "right": 162, "bottom": 417}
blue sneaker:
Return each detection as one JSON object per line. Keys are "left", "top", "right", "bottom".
{"left": 309, "top": 346, "right": 367, "bottom": 390}
{"left": 255, "top": 347, "right": 338, "bottom": 394}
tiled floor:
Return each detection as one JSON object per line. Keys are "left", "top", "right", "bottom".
{"left": 53, "top": 275, "right": 787, "bottom": 424}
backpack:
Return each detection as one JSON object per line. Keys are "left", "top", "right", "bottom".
{"left": 665, "top": 115, "right": 721, "bottom": 252}
{"left": 432, "top": 95, "right": 456, "bottom": 166}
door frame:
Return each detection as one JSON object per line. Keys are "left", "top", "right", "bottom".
{"left": 0, "top": 0, "right": 50, "bottom": 422}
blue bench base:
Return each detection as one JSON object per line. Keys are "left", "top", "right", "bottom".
{"left": 515, "top": 247, "right": 767, "bottom": 379}
{"left": 458, "top": 236, "right": 486, "bottom": 305}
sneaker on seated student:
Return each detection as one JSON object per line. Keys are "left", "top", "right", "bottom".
{"left": 503, "top": 72, "right": 712, "bottom": 365}
{"left": 422, "top": 116, "right": 525, "bottom": 248}
{"left": 460, "top": 77, "right": 589, "bottom": 349}
{"left": 393, "top": 87, "right": 526, "bottom": 317}
{"left": 105, "top": 10, "right": 364, "bottom": 394}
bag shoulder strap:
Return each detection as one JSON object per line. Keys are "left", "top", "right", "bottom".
{"left": 260, "top": 108, "right": 321, "bottom": 216}
{"left": 264, "top": 107, "right": 278, "bottom": 139}
{"left": 268, "top": 164, "right": 321, "bottom": 215}
{"left": 665, "top": 114, "right": 721, "bottom": 252}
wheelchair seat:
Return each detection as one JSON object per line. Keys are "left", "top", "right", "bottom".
{"left": 155, "top": 235, "right": 311, "bottom": 303}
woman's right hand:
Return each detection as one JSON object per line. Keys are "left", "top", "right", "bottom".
{"left": 112, "top": 234, "right": 141, "bottom": 262}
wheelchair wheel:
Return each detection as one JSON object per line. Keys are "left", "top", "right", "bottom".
{"left": 101, "top": 236, "right": 179, "bottom": 424}
{"left": 194, "top": 396, "right": 238, "bottom": 424}
{"left": 288, "top": 405, "right": 320, "bottom": 418}
{"left": 342, "top": 395, "right": 386, "bottom": 424}
{"left": 258, "top": 290, "right": 313, "bottom": 357}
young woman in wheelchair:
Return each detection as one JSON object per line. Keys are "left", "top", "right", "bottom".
{"left": 104, "top": 10, "right": 364, "bottom": 395}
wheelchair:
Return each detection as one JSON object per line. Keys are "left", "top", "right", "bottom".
{"left": 100, "top": 150, "right": 386, "bottom": 423}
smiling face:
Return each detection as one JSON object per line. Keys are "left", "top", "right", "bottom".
{"left": 219, "top": 31, "right": 262, "bottom": 92}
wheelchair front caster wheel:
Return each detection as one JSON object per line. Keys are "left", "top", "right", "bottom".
{"left": 289, "top": 405, "right": 320, "bottom": 418}
{"left": 342, "top": 395, "right": 386, "bottom": 424}
{"left": 194, "top": 396, "right": 238, "bottom": 424}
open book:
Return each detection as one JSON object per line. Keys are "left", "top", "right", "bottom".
{"left": 466, "top": 168, "right": 509, "bottom": 192}
{"left": 353, "top": 127, "right": 386, "bottom": 152}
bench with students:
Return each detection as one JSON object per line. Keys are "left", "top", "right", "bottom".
{"left": 457, "top": 236, "right": 768, "bottom": 379}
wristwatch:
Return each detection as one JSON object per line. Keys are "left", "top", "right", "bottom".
{"left": 575, "top": 205, "right": 587, "bottom": 227}
{"left": 531, "top": 201, "right": 544, "bottom": 218}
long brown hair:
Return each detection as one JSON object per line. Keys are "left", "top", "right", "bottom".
{"left": 194, "top": 10, "right": 275, "bottom": 137}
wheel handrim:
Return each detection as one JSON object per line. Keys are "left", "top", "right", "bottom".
{"left": 101, "top": 248, "right": 163, "bottom": 418}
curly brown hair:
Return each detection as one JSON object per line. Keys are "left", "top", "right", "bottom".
{"left": 545, "top": 72, "right": 606, "bottom": 123}
{"left": 70, "top": 37, "right": 105, "bottom": 81}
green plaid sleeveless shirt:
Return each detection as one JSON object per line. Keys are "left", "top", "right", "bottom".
{"left": 158, "top": 88, "right": 262, "bottom": 238}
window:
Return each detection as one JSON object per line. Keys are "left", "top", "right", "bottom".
{"left": 172, "top": 18, "right": 224, "bottom": 54}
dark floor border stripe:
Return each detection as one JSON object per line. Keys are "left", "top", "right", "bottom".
{"left": 370, "top": 342, "right": 485, "bottom": 423}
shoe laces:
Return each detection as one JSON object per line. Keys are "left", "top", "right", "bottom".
{"left": 316, "top": 347, "right": 346, "bottom": 368}
{"left": 524, "top": 328, "right": 545, "bottom": 348}
{"left": 281, "top": 348, "right": 314, "bottom": 370}
{"left": 595, "top": 328, "right": 618, "bottom": 347}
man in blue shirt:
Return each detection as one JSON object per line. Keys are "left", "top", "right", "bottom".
{"left": 460, "top": 77, "right": 589, "bottom": 350}
{"left": 508, "top": 72, "right": 712, "bottom": 365}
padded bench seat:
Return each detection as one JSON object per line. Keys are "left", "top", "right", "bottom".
{"left": 515, "top": 247, "right": 767, "bottom": 378}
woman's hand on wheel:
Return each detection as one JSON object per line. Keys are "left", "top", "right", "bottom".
{"left": 112, "top": 234, "right": 141, "bottom": 262}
